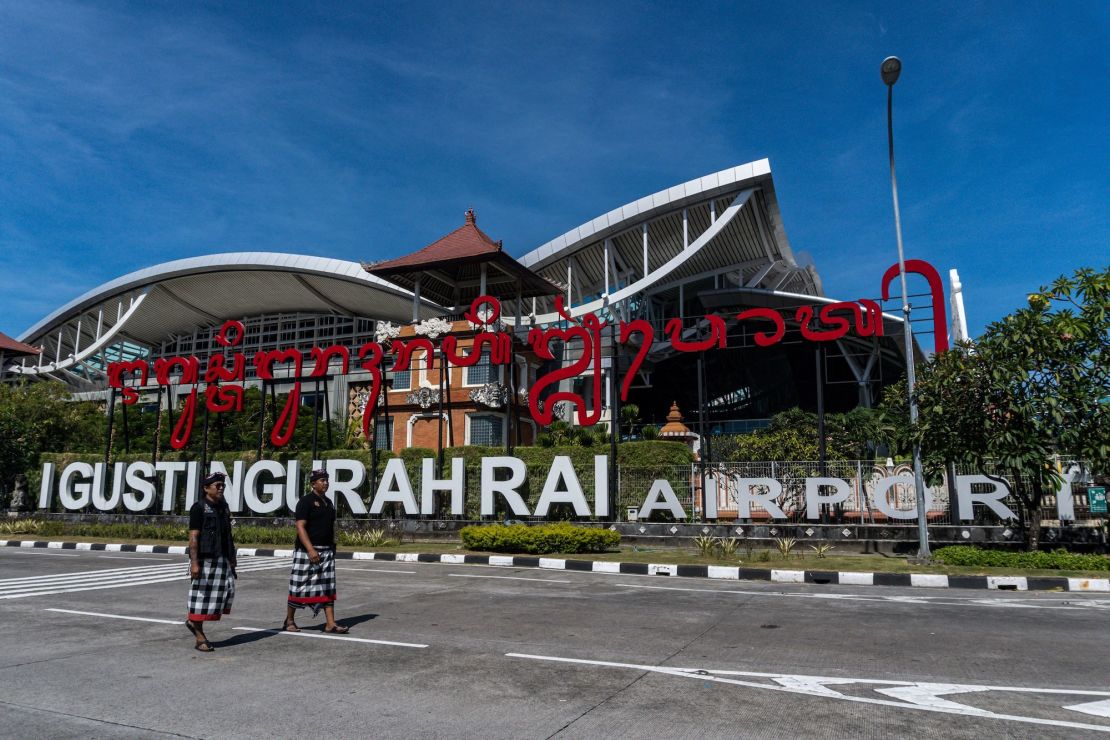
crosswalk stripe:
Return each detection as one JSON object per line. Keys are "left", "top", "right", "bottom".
{"left": 0, "top": 559, "right": 290, "bottom": 599}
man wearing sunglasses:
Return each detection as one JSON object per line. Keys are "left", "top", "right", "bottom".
{"left": 185, "top": 471, "right": 237, "bottom": 652}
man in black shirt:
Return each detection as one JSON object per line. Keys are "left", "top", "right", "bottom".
{"left": 186, "top": 471, "right": 237, "bottom": 652}
{"left": 283, "top": 469, "right": 349, "bottom": 633}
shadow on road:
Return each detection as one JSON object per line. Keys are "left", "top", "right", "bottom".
{"left": 210, "top": 629, "right": 280, "bottom": 649}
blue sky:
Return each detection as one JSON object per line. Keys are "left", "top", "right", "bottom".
{"left": 1, "top": 1, "right": 1107, "bottom": 344}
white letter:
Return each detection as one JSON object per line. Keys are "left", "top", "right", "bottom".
{"left": 284, "top": 460, "right": 300, "bottom": 512}
{"left": 805, "top": 477, "right": 852, "bottom": 519}
{"left": 480, "top": 456, "right": 530, "bottom": 517}
{"left": 370, "top": 458, "right": 419, "bottom": 515}
{"left": 594, "top": 455, "right": 609, "bottom": 518}
{"left": 123, "top": 462, "right": 157, "bottom": 512}
{"left": 315, "top": 459, "right": 368, "bottom": 515}
{"left": 208, "top": 461, "right": 245, "bottom": 512}
{"left": 184, "top": 462, "right": 200, "bottom": 510}
{"left": 736, "top": 478, "right": 785, "bottom": 519}
{"left": 534, "top": 456, "right": 591, "bottom": 517}
{"left": 243, "top": 460, "right": 286, "bottom": 514}
{"left": 156, "top": 462, "right": 188, "bottom": 512}
{"left": 421, "top": 458, "right": 464, "bottom": 516}
{"left": 38, "top": 462, "right": 55, "bottom": 509}
{"left": 873, "top": 475, "right": 933, "bottom": 520}
{"left": 955, "top": 475, "right": 1016, "bottom": 521}
{"left": 1056, "top": 467, "right": 1080, "bottom": 522}
{"left": 638, "top": 480, "right": 688, "bottom": 520}
{"left": 93, "top": 462, "right": 123, "bottom": 511}
{"left": 704, "top": 472, "right": 718, "bottom": 519}
{"left": 59, "top": 462, "right": 93, "bottom": 510}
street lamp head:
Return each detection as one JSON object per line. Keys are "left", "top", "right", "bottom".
{"left": 881, "top": 56, "right": 902, "bottom": 86}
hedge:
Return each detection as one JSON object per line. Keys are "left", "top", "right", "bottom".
{"left": 459, "top": 522, "right": 620, "bottom": 554}
{"left": 933, "top": 546, "right": 1110, "bottom": 572}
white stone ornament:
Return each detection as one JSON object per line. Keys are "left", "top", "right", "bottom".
{"left": 841, "top": 528, "right": 852, "bottom": 537}
{"left": 701, "top": 527, "right": 710, "bottom": 534}
{"left": 406, "top": 387, "right": 441, "bottom": 409}
{"left": 734, "top": 527, "right": 744, "bottom": 536}
{"left": 469, "top": 383, "right": 509, "bottom": 408}
{"left": 375, "top": 321, "right": 401, "bottom": 343}
{"left": 805, "top": 528, "right": 815, "bottom": 537}
{"left": 414, "top": 317, "right": 453, "bottom": 339}
{"left": 669, "top": 526, "right": 678, "bottom": 534}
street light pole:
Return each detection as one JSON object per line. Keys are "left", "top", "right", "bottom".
{"left": 882, "top": 56, "right": 931, "bottom": 560}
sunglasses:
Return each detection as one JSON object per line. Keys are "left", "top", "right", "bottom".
{"left": 207, "top": 482, "right": 226, "bottom": 489}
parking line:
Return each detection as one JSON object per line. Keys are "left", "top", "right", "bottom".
{"left": 447, "top": 574, "right": 571, "bottom": 584}
{"left": 232, "top": 627, "right": 427, "bottom": 648}
{"left": 337, "top": 567, "right": 416, "bottom": 574}
{"left": 44, "top": 608, "right": 181, "bottom": 624}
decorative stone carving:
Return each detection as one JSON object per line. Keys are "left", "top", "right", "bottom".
{"left": 375, "top": 321, "right": 401, "bottom": 344}
{"left": 8, "top": 474, "right": 30, "bottom": 513}
{"left": 469, "top": 383, "right": 509, "bottom": 408}
{"left": 406, "top": 386, "right": 441, "bottom": 409}
{"left": 515, "top": 387, "right": 528, "bottom": 405}
{"left": 414, "top": 317, "right": 453, "bottom": 339}
{"left": 351, "top": 387, "right": 370, "bottom": 415}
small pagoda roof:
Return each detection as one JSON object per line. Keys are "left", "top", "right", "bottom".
{"left": 0, "top": 332, "right": 41, "bottom": 358}
{"left": 364, "top": 210, "right": 562, "bottom": 308}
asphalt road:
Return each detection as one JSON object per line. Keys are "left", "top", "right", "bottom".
{"left": 1, "top": 547, "right": 1108, "bottom": 739}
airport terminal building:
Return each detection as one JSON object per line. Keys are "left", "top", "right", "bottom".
{"left": 2, "top": 160, "right": 952, "bottom": 448}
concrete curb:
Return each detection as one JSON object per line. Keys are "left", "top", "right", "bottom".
{"left": 5, "top": 539, "right": 1109, "bottom": 592}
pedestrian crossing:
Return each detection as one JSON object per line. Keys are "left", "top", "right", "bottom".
{"left": 0, "top": 557, "right": 290, "bottom": 600}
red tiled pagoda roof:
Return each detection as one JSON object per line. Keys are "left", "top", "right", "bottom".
{"left": 368, "top": 209, "right": 503, "bottom": 271}
{"left": 0, "top": 332, "right": 41, "bottom": 357}
{"left": 364, "top": 209, "right": 561, "bottom": 308}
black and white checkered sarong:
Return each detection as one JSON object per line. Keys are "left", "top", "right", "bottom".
{"left": 287, "top": 546, "right": 337, "bottom": 615}
{"left": 187, "top": 555, "right": 235, "bottom": 621}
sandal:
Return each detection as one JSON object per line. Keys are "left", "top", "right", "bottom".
{"left": 324, "top": 624, "right": 349, "bottom": 634}
{"left": 194, "top": 640, "right": 214, "bottom": 652}
{"left": 283, "top": 620, "right": 301, "bottom": 632}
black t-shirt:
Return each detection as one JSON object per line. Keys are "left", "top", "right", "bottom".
{"left": 294, "top": 492, "right": 336, "bottom": 549}
{"left": 189, "top": 497, "right": 233, "bottom": 559}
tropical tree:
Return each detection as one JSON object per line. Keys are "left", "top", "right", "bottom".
{"left": 0, "top": 381, "right": 103, "bottom": 500}
{"left": 912, "top": 267, "right": 1109, "bottom": 550}
{"left": 712, "top": 407, "right": 888, "bottom": 463}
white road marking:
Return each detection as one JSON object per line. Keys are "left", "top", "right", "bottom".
{"left": 232, "top": 627, "right": 427, "bottom": 648}
{"left": 1066, "top": 699, "right": 1110, "bottom": 719}
{"left": 2, "top": 550, "right": 80, "bottom": 557}
{"left": 506, "top": 653, "right": 1110, "bottom": 733}
{"left": 615, "top": 582, "right": 1110, "bottom": 610}
{"left": 98, "top": 556, "right": 175, "bottom": 561}
{"left": 337, "top": 567, "right": 416, "bottom": 574}
{"left": 44, "top": 608, "right": 181, "bottom": 625}
{"left": 447, "top": 574, "right": 572, "bottom": 584}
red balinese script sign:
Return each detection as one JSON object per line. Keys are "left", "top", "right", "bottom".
{"left": 107, "top": 260, "right": 947, "bottom": 449}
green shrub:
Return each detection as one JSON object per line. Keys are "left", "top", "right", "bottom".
{"left": 459, "top": 522, "right": 620, "bottom": 554}
{"left": 231, "top": 525, "right": 298, "bottom": 546}
{"left": 933, "top": 546, "right": 1110, "bottom": 571}
{"left": 339, "top": 528, "right": 397, "bottom": 548}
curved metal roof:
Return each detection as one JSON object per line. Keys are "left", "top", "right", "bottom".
{"left": 13, "top": 252, "right": 439, "bottom": 381}
{"left": 517, "top": 159, "right": 821, "bottom": 323}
